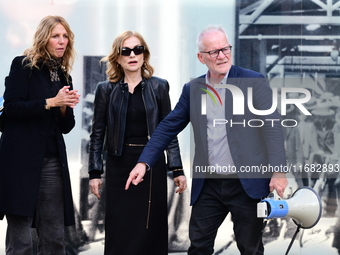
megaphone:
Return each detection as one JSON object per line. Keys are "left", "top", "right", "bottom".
{"left": 257, "top": 186, "right": 322, "bottom": 229}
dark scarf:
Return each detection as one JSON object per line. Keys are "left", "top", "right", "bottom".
{"left": 45, "top": 58, "right": 62, "bottom": 82}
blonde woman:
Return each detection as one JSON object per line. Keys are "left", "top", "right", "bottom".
{"left": 0, "top": 16, "right": 80, "bottom": 255}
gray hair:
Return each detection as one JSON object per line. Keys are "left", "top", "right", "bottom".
{"left": 196, "top": 25, "right": 229, "bottom": 51}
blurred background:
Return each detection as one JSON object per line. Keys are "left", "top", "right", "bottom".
{"left": 1, "top": 0, "right": 340, "bottom": 254}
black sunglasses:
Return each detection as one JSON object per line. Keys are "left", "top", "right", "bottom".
{"left": 120, "top": 45, "right": 145, "bottom": 56}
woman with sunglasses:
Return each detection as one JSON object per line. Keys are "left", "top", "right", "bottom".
{"left": 88, "top": 31, "right": 187, "bottom": 255}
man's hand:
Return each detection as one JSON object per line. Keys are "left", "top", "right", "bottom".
{"left": 174, "top": 175, "right": 187, "bottom": 194}
{"left": 269, "top": 172, "right": 288, "bottom": 198}
{"left": 125, "top": 162, "right": 146, "bottom": 190}
{"left": 89, "top": 178, "right": 102, "bottom": 199}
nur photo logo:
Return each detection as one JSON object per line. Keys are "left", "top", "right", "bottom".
{"left": 199, "top": 83, "right": 223, "bottom": 115}
{"left": 199, "top": 83, "right": 312, "bottom": 127}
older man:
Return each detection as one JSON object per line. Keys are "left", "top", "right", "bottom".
{"left": 126, "top": 25, "right": 288, "bottom": 255}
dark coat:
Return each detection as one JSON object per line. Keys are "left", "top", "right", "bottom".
{"left": 138, "top": 65, "right": 287, "bottom": 205}
{"left": 0, "top": 56, "right": 75, "bottom": 226}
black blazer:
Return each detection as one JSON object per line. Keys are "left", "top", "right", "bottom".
{"left": 0, "top": 56, "right": 76, "bottom": 226}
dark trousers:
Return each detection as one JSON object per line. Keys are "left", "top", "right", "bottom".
{"left": 188, "top": 177, "right": 264, "bottom": 255}
{"left": 5, "top": 158, "right": 65, "bottom": 255}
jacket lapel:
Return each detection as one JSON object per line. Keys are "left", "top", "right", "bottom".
{"left": 190, "top": 77, "right": 209, "bottom": 165}
{"left": 225, "top": 66, "right": 240, "bottom": 133}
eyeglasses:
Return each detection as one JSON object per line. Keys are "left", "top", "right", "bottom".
{"left": 200, "top": 46, "right": 232, "bottom": 58}
{"left": 120, "top": 46, "right": 145, "bottom": 56}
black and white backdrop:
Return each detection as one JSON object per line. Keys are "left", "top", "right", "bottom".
{"left": 2, "top": 0, "right": 340, "bottom": 254}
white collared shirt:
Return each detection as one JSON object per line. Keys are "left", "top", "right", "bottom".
{"left": 206, "top": 71, "right": 235, "bottom": 174}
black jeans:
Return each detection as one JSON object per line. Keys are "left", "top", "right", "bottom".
{"left": 188, "top": 177, "right": 264, "bottom": 255}
{"left": 6, "top": 158, "right": 65, "bottom": 255}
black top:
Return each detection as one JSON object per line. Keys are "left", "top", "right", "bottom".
{"left": 124, "top": 82, "right": 148, "bottom": 141}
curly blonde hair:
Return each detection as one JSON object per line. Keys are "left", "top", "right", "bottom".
{"left": 102, "top": 31, "right": 154, "bottom": 82}
{"left": 23, "top": 15, "right": 76, "bottom": 76}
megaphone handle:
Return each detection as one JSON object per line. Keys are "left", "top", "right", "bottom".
{"left": 285, "top": 225, "right": 301, "bottom": 255}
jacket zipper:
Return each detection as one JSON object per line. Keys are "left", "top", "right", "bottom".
{"left": 114, "top": 87, "right": 125, "bottom": 154}
{"left": 142, "top": 85, "right": 152, "bottom": 229}
{"left": 141, "top": 86, "right": 151, "bottom": 140}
